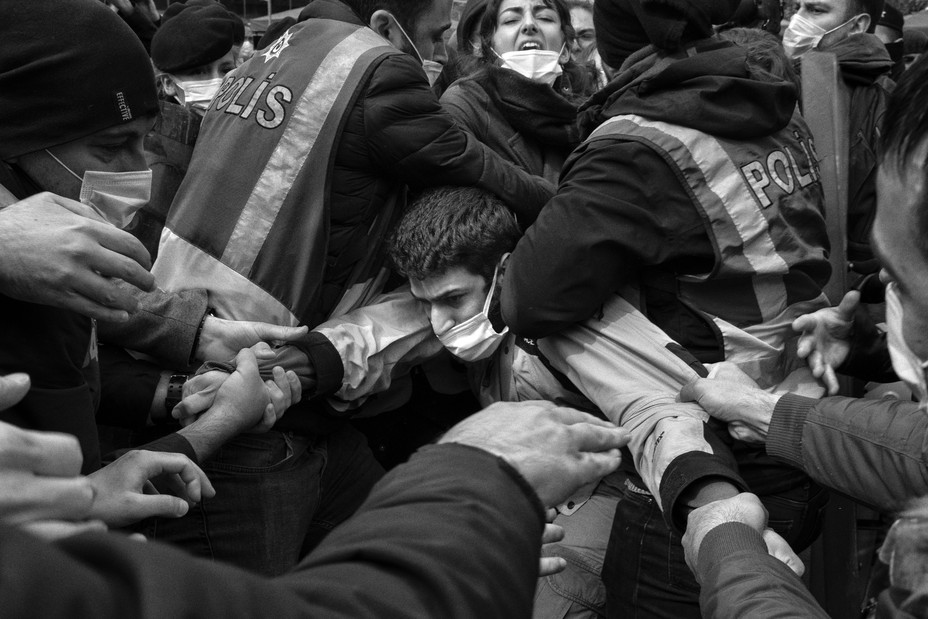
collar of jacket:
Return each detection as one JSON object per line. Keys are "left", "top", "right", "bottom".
{"left": 473, "top": 64, "right": 581, "bottom": 149}
{"left": 823, "top": 33, "right": 894, "bottom": 87}
{"left": 298, "top": 0, "right": 364, "bottom": 25}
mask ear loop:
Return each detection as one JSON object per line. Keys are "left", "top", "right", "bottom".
{"left": 44, "top": 149, "right": 83, "bottom": 182}
{"left": 388, "top": 12, "right": 425, "bottom": 64}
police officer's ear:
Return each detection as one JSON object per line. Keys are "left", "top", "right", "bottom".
{"left": 370, "top": 9, "right": 407, "bottom": 52}
{"left": 849, "top": 11, "right": 871, "bottom": 35}
{"left": 157, "top": 74, "right": 179, "bottom": 99}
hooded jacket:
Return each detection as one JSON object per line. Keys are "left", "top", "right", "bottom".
{"left": 502, "top": 38, "right": 832, "bottom": 533}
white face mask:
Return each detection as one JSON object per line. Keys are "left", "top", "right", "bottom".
{"left": 45, "top": 149, "right": 152, "bottom": 229}
{"left": 885, "top": 281, "right": 928, "bottom": 410}
{"left": 172, "top": 76, "right": 224, "bottom": 110}
{"left": 437, "top": 261, "right": 509, "bottom": 362}
{"left": 386, "top": 13, "right": 443, "bottom": 87}
{"left": 783, "top": 13, "right": 858, "bottom": 59}
{"left": 496, "top": 45, "right": 565, "bottom": 85}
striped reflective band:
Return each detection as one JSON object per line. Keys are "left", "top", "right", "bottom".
{"left": 591, "top": 114, "right": 790, "bottom": 278}
{"left": 221, "top": 27, "right": 391, "bottom": 275}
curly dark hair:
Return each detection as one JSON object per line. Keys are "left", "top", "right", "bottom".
{"left": 389, "top": 187, "right": 522, "bottom": 281}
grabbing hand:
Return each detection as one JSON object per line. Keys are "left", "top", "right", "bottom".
{"left": 539, "top": 509, "right": 567, "bottom": 576}
{"left": 763, "top": 528, "right": 805, "bottom": 577}
{"left": 682, "top": 493, "right": 768, "bottom": 580}
{"left": 201, "top": 345, "right": 302, "bottom": 435}
{"left": 86, "top": 450, "right": 216, "bottom": 527}
{"left": 174, "top": 370, "right": 230, "bottom": 427}
{"left": 792, "top": 291, "right": 859, "bottom": 395}
{"left": 195, "top": 316, "right": 309, "bottom": 363}
{"left": 678, "top": 365, "right": 779, "bottom": 443}
{"left": 175, "top": 343, "right": 302, "bottom": 428}
{"left": 0, "top": 192, "right": 155, "bottom": 321}
{"left": 440, "top": 401, "right": 629, "bottom": 508}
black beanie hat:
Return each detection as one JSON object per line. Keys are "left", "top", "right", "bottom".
{"left": 0, "top": 0, "right": 158, "bottom": 160}
{"left": 595, "top": 0, "right": 740, "bottom": 68}
{"left": 162, "top": 0, "right": 245, "bottom": 44}
{"left": 152, "top": 4, "right": 240, "bottom": 73}
{"left": 879, "top": 3, "right": 904, "bottom": 35}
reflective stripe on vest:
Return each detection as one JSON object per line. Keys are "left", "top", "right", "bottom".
{"left": 154, "top": 20, "right": 398, "bottom": 325}
{"left": 587, "top": 112, "right": 827, "bottom": 325}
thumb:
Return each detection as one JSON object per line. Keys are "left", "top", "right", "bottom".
{"left": 678, "top": 379, "right": 703, "bottom": 404}
{"left": 0, "top": 373, "right": 30, "bottom": 410}
{"left": 837, "top": 290, "right": 860, "bottom": 318}
{"left": 259, "top": 324, "right": 309, "bottom": 342}
{"left": 235, "top": 347, "right": 260, "bottom": 374}
{"left": 134, "top": 494, "right": 190, "bottom": 520}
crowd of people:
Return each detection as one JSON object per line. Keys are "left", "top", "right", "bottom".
{"left": 1, "top": 0, "right": 928, "bottom": 616}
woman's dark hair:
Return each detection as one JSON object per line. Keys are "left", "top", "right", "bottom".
{"left": 472, "top": 0, "right": 598, "bottom": 98}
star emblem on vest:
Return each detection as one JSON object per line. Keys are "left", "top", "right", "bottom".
{"left": 262, "top": 30, "right": 292, "bottom": 62}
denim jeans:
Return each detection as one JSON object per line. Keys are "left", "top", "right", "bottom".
{"left": 601, "top": 478, "right": 829, "bottom": 618}
{"left": 602, "top": 481, "right": 701, "bottom": 619}
{"left": 136, "top": 424, "right": 384, "bottom": 576}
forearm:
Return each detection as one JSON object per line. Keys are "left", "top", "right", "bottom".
{"left": 537, "top": 295, "right": 746, "bottom": 519}
{"left": 313, "top": 288, "right": 443, "bottom": 404}
{"left": 768, "top": 394, "right": 928, "bottom": 508}
{"left": 97, "top": 284, "right": 209, "bottom": 368}
{"left": 697, "top": 523, "right": 827, "bottom": 619}
{"left": 176, "top": 405, "right": 247, "bottom": 463}
{"left": 289, "top": 444, "right": 544, "bottom": 618}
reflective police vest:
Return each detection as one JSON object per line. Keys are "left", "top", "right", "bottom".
{"left": 153, "top": 19, "right": 400, "bottom": 327}
{"left": 586, "top": 112, "right": 832, "bottom": 387}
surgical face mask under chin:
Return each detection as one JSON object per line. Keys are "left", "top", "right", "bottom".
{"left": 885, "top": 281, "right": 928, "bottom": 410}
{"left": 386, "top": 13, "right": 443, "bottom": 87}
{"left": 496, "top": 44, "right": 565, "bottom": 86}
{"left": 783, "top": 13, "right": 856, "bottom": 59}
{"left": 437, "top": 262, "right": 509, "bottom": 362}
{"left": 171, "top": 76, "right": 224, "bottom": 109}
{"left": 45, "top": 150, "right": 152, "bottom": 229}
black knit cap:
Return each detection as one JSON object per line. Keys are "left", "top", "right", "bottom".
{"left": 595, "top": 0, "right": 740, "bottom": 68}
{"left": 0, "top": 0, "right": 158, "bottom": 160}
{"left": 879, "top": 3, "right": 904, "bottom": 35}
{"left": 152, "top": 3, "right": 241, "bottom": 73}
{"left": 161, "top": 0, "right": 246, "bottom": 44}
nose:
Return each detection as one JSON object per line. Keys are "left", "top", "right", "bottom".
{"left": 432, "top": 40, "right": 448, "bottom": 64}
{"left": 521, "top": 13, "right": 538, "bottom": 33}
{"left": 430, "top": 306, "right": 455, "bottom": 337}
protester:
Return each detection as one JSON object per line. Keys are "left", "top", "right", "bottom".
{"left": 440, "top": 0, "right": 593, "bottom": 186}
{"left": 680, "top": 51, "right": 928, "bottom": 619}
{"left": 384, "top": 186, "right": 755, "bottom": 617}
{"left": 566, "top": 0, "right": 610, "bottom": 86}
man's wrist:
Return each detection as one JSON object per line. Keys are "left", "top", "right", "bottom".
{"left": 749, "top": 390, "right": 779, "bottom": 438}
{"left": 191, "top": 310, "right": 215, "bottom": 363}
